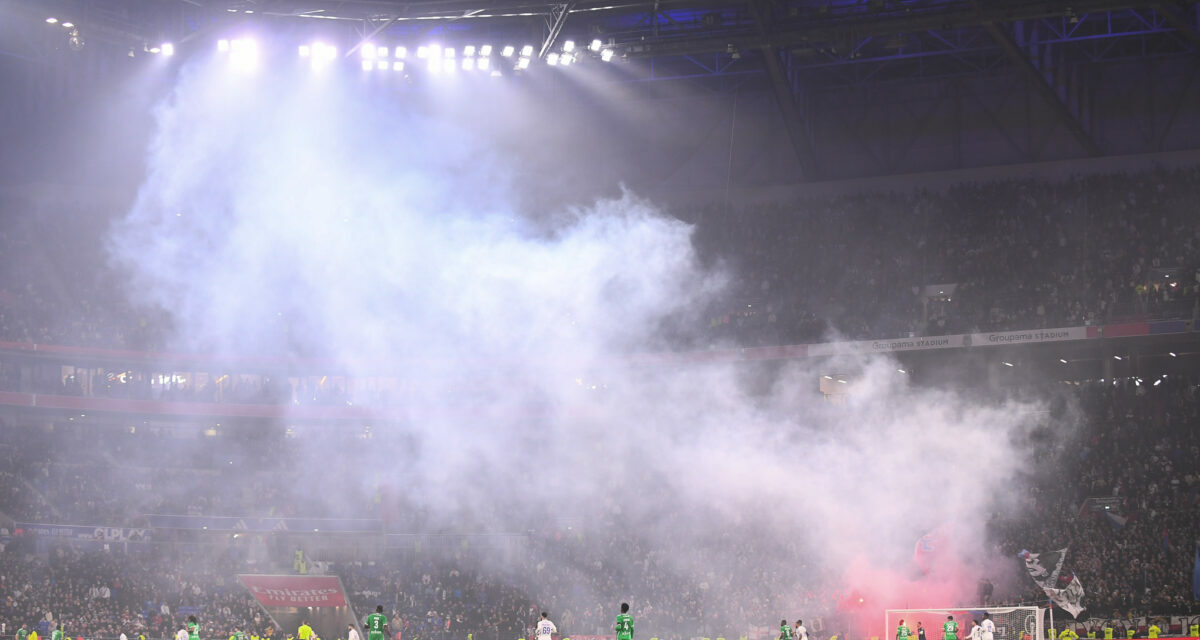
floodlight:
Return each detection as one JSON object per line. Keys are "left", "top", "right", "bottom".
{"left": 430, "top": 44, "right": 442, "bottom": 58}
{"left": 521, "top": 44, "right": 533, "bottom": 57}
{"left": 480, "top": 45, "right": 493, "bottom": 56}
{"left": 229, "top": 39, "right": 259, "bottom": 70}
{"left": 478, "top": 56, "right": 490, "bottom": 70}
{"left": 299, "top": 45, "right": 311, "bottom": 57}
{"left": 443, "top": 58, "right": 456, "bottom": 72}
{"left": 149, "top": 46, "right": 161, "bottom": 54}
{"left": 392, "top": 61, "right": 404, "bottom": 71}
{"left": 161, "top": 43, "right": 174, "bottom": 56}
{"left": 517, "top": 56, "right": 530, "bottom": 69}
{"left": 464, "top": 45, "right": 476, "bottom": 56}
{"left": 590, "top": 39, "right": 602, "bottom": 51}
{"left": 378, "top": 46, "right": 389, "bottom": 58}
{"left": 62, "top": 22, "right": 74, "bottom": 28}
{"left": 361, "top": 59, "right": 373, "bottom": 71}
{"left": 462, "top": 57, "right": 474, "bottom": 70}
{"left": 362, "top": 43, "right": 376, "bottom": 59}
{"left": 501, "top": 45, "right": 515, "bottom": 57}
{"left": 601, "top": 48, "right": 614, "bottom": 61}
{"left": 417, "top": 46, "right": 429, "bottom": 58}
{"left": 377, "top": 60, "right": 388, "bottom": 70}
{"left": 427, "top": 59, "right": 440, "bottom": 73}
{"left": 218, "top": 39, "right": 230, "bottom": 52}
{"left": 547, "top": 52, "right": 559, "bottom": 66}
{"left": 46, "top": 17, "right": 58, "bottom": 24}
{"left": 445, "top": 47, "right": 455, "bottom": 58}
{"left": 560, "top": 52, "right": 573, "bottom": 66}
{"left": 563, "top": 40, "right": 575, "bottom": 52}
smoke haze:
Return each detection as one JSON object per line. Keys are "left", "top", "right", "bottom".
{"left": 106, "top": 54, "right": 1070, "bottom": 635}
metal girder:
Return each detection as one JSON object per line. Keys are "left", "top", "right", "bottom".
{"left": 748, "top": 0, "right": 816, "bottom": 179}
{"left": 973, "top": 5, "right": 1104, "bottom": 157}
{"left": 1154, "top": 2, "right": 1200, "bottom": 49}
{"left": 539, "top": 2, "right": 576, "bottom": 58}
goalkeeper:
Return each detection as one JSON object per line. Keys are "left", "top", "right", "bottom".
{"left": 944, "top": 616, "right": 958, "bottom": 640}
{"left": 897, "top": 620, "right": 913, "bottom": 640}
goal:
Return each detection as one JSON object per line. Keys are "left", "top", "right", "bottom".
{"left": 885, "top": 607, "right": 1049, "bottom": 640}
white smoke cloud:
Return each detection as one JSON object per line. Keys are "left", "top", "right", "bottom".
{"left": 108, "top": 54, "right": 1068, "bottom": 635}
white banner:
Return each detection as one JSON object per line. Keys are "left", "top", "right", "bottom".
{"left": 967, "top": 327, "right": 1090, "bottom": 347}
{"left": 807, "top": 335, "right": 966, "bottom": 356}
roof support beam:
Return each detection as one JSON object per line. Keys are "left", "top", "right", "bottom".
{"left": 975, "top": 7, "right": 1104, "bottom": 156}
{"left": 539, "top": 1, "right": 576, "bottom": 59}
{"left": 748, "top": 0, "right": 817, "bottom": 179}
{"left": 1154, "top": 2, "right": 1200, "bottom": 50}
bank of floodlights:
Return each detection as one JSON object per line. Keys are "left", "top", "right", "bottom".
{"left": 360, "top": 42, "right": 405, "bottom": 72}
{"left": 208, "top": 35, "right": 615, "bottom": 76}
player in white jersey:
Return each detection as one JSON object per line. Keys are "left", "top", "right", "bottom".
{"left": 795, "top": 621, "right": 807, "bottom": 640}
{"left": 175, "top": 627, "right": 189, "bottom": 640}
{"left": 536, "top": 612, "right": 557, "bottom": 640}
{"left": 980, "top": 614, "right": 995, "bottom": 640}
{"left": 966, "top": 620, "right": 982, "bottom": 640}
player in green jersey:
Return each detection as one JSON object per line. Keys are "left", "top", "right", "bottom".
{"left": 16, "top": 624, "right": 29, "bottom": 640}
{"left": 779, "top": 621, "right": 794, "bottom": 640}
{"left": 50, "top": 625, "right": 63, "bottom": 640}
{"left": 615, "top": 603, "right": 633, "bottom": 640}
{"left": 234, "top": 626, "right": 249, "bottom": 640}
{"left": 188, "top": 616, "right": 200, "bottom": 640}
{"left": 944, "top": 616, "right": 959, "bottom": 640}
{"left": 897, "top": 620, "right": 913, "bottom": 640}
{"left": 365, "top": 605, "right": 390, "bottom": 640}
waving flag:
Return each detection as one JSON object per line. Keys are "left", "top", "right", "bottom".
{"left": 1021, "top": 548, "right": 1085, "bottom": 617}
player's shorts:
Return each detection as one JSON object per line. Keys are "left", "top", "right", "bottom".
{"left": 369, "top": 632, "right": 384, "bottom": 640}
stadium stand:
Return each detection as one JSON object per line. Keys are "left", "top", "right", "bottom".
{"left": 2, "top": 171, "right": 1198, "bottom": 357}
{"left": 2, "top": 374, "right": 1197, "bottom": 640}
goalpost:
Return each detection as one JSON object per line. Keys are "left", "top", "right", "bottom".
{"left": 885, "top": 607, "right": 1050, "bottom": 640}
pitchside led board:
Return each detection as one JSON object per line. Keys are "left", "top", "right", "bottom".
{"left": 239, "top": 575, "right": 361, "bottom": 640}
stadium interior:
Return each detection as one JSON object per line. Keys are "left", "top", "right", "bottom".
{"left": 0, "top": 3, "right": 1198, "bottom": 640}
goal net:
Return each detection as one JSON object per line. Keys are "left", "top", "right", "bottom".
{"left": 885, "top": 607, "right": 1048, "bottom": 640}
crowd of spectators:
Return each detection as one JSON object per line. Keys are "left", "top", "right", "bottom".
{"left": 0, "top": 539, "right": 266, "bottom": 640}
{"left": 993, "top": 376, "right": 1200, "bottom": 617}
{"left": 689, "top": 168, "right": 1200, "bottom": 346}
{"left": 4, "top": 169, "right": 1200, "bottom": 355}
{"left": 1, "top": 374, "right": 1197, "bottom": 640}
{"left": 1, "top": 168, "right": 1199, "bottom": 640}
